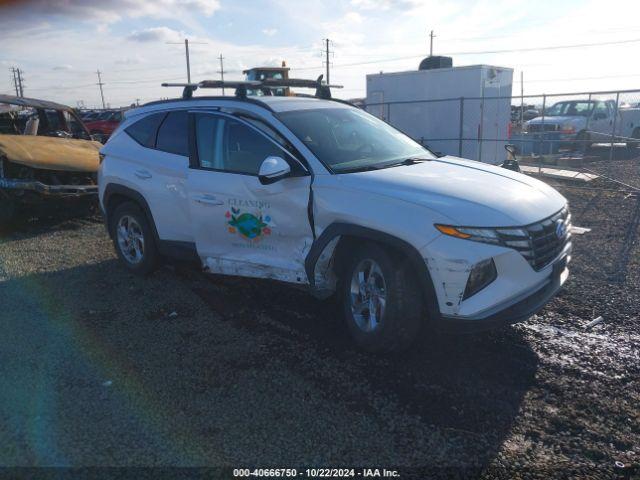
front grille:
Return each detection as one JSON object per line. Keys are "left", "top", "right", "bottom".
{"left": 527, "top": 123, "right": 559, "bottom": 133}
{"left": 497, "top": 207, "right": 572, "bottom": 271}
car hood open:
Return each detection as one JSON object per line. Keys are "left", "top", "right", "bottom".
{"left": 338, "top": 156, "right": 567, "bottom": 227}
{"left": 0, "top": 134, "right": 101, "bottom": 172}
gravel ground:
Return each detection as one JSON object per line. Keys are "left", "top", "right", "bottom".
{"left": 0, "top": 169, "right": 638, "bottom": 479}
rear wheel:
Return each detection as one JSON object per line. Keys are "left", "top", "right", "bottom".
{"left": 341, "top": 243, "right": 423, "bottom": 353}
{"left": 110, "top": 202, "right": 158, "bottom": 275}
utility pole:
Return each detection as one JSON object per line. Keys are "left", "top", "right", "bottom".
{"left": 429, "top": 30, "right": 436, "bottom": 56}
{"left": 10, "top": 68, "right": 19, "bottom": 97}
{"left": 96, "top": 70, "right": 106, "bottom": 109}
{"left": 218, "top": 54, "right": 225, "bottom": 95}
{"left": 322, "top": 38, "right": 332, "bottom": 84}
{"left": 16, "top": 68, "right": 24, "bottom": 97}
{"left": 520, "top": 71, "right": 524, "bottom": 126}
{"left": 167, "top": 38, "right": 207, "bottom": 83}
{"left": 11, "top": 68, "right": 24, "bottom": 97}
{"left": 185, "top": 39, "right": 191, "bottom": 83}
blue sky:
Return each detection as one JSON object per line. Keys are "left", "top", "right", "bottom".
{"left": 1, "top": 0, "right": 640, "bottom": 107}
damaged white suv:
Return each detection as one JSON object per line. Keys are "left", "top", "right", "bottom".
{"left": 99, "top": 93, "right": 572, "bottom": 352}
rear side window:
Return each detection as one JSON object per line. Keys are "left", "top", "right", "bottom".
{"left": 156, "top": 111, "right": 189, "bottom": 156}
{"left": 125, "top": 112, "right": 165, "bottom": 148}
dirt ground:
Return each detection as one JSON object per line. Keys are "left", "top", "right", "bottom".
{"left": 0, "top": 165, "right": 638, "bottom": 479}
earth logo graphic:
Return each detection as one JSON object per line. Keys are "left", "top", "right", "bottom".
{"left": 226, "top": 207, "right": 272, "bottom": 240}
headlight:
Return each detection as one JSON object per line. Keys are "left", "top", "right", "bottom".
{"left": 463, "top": 258, "right": 497, "bottom": 299}
{"left": 435, "top": 224, "right": 528, "bottom": 247}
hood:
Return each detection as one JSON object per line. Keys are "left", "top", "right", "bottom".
{"left": 338, "top": 156, "right": 567, "bottom": 227}
{"left": 0, "top": 134, "right": 101, "bottom": 172}
{"left": 527, "top": 115, "right": 583, "bottom": 125}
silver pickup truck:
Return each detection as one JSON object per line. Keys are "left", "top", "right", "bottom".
{"left": 525, "top": 99, "right": 640, "bottom": 151}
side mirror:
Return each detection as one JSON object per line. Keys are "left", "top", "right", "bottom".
{"left": 258, "top": 156, "right": 291, "bottom": 185}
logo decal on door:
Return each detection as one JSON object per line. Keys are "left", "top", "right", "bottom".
{"left": 226, "top": 207, "right": 272, "bottom": 240}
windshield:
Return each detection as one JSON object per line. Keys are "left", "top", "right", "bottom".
{"left": 545, "top": 101, "right": 594, "bottom": 117}
{"left": 278, "top": 107, "right": 433, "bottom": 173}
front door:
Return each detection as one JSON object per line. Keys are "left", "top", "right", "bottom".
{"left": 186, "top": 111, "right": 313, "bottom": 284}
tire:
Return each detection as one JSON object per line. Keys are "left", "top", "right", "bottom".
{"left": 340, "top": 242, "right": 423, "bottom": 353}
{"left": 109, "top": 201, "right": 158, "bottom": 275}
{"left": 575, "top": 130, "right": 590, "bottom": 154}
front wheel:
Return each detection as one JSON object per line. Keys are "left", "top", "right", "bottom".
{"left": 110, "top": 202, "right": 159, "bottom": 275}
{"left": 341, "top": 243, "right": 423, "bottom": 353}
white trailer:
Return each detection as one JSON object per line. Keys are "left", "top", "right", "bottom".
{"left": 366, "top": 64, "right": 513, "bottom": 164}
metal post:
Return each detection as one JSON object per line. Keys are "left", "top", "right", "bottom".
{"left": 539, "top": 94, "right": 546, "bottom": 174}
{"left": 185, "top": 39, "right": 191, "bottom": 84}
{"left": 609, "top": 92, "right": 620, "bottom": 175}
{"left": 458, "top": 97, "right": 464, "bottom": 157}
{"left": 585, "top": 93, "right": 592, "bottom": 132}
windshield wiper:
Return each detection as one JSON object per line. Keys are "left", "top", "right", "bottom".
{"left": 337, "top": 157, "right": 432, "bottom": 174}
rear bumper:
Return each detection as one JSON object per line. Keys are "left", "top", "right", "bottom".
{"left": 434, "top": 256, "right": 570, "bottom": 334}
{"left": 0, "top": 178, "right": 97, "bottom": 196}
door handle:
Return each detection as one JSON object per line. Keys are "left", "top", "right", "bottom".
{"left": 134, "top": 169, "right": 152, "bottom": 180}
{"left": 193, "top": 194, "right": 224, "bottom": 206}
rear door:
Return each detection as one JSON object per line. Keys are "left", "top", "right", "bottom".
{"left": 123, "top": 110, "right": 193, "bottom": 243}
{"left": 186, "top": 111, "right": 313, "bottom": 284}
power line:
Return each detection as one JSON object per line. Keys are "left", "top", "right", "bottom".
{"left": 292, "top": 36, "right": 640, "bottom": 71}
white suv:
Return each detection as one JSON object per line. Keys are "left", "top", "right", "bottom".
{"left": 98, "top": 94, "right": 572, "bottom": 352}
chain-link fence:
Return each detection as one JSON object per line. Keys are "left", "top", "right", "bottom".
{"left": 365, "top": 88, "right": 640, "bottom": 188}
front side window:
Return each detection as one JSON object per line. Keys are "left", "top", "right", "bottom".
{"left": 156, "top": 111, "right": 189, "bottom": 156}
{"left": 278, "top": 107, "right": 433, "bottom": 173}
{"left": 125, "top": 112, "right": 166, "bottom": 148}
{"left": 195, "top": 114, "right": 283, "bottom": 175}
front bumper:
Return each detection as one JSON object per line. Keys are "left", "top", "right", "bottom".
{"left": 434, "top": 254, "right": 570, "bottom": 333}
{"left": 0, "top": 178, "right": 97, "bottom": 196}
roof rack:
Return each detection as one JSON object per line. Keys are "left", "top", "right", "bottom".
{"left": 161, "top": 75, "right": 342, "bottom": 100}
